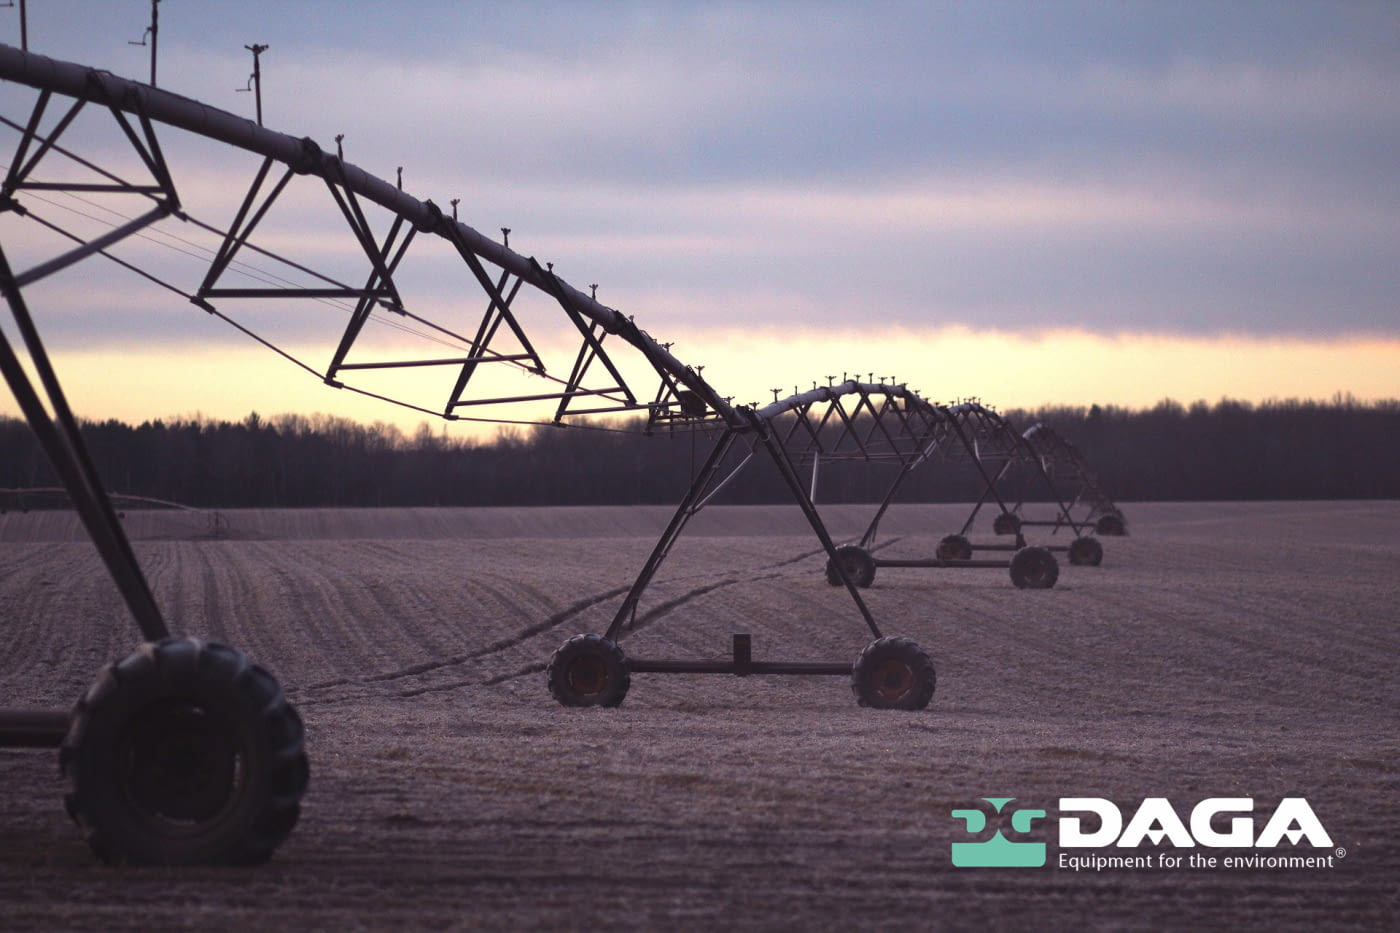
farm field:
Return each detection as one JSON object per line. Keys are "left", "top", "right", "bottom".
{"left": 0, "top": 500, "right": 1396, "bottom": 930}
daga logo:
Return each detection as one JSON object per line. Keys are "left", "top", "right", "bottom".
{"left": 951, "top": 797, "right": 1334, "bottom": 870}
{"left": 1058, "top": 797, "right": 1332, "bottom": 848}
{"left": 950, "top": 797, "right": 1046, "bottom": 867}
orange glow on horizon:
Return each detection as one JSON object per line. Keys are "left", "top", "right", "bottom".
{"left": 2, "top": 328, "right": 1396, "bottom": 440}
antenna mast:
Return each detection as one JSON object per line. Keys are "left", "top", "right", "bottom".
{"left": 127, "top": 0, "right": 160, "bottom": 86}
{"left": 240, "top": 43, "right": 269, "bottom": 126}
{"left": 3, "top": 0, "right": 28, "bottom": 51}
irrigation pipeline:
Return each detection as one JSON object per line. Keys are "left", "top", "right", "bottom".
{"left": 0, "top": 45, "right": 1001, "bottom": 454}
{"left": 0, "top": 43, "right": 732, "bottom": 426}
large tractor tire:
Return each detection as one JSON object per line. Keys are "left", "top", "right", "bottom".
{"left": 992, "top": 512, "right": 1022, "bottom": 536}
{"left": 61, "top": 638, "right": 308, "bottom": 866}
{"left": 1095, "top": 513, "right": 1127, "bottom": 536}
{"left": 825, "top": 544, "right": 877, "bottom": 588}
{"left": 851, "top": 636, "right": 936, "bottom": 710}
{"left": 1009, "top": 546, "right": 1059, "bottom": 589}
{"left": 936, "top": 534, "right": 973, "bottom": 561}
{"left": 1068, "top": 536, "right": 1104, "bottom": 567}
{"left": 547, "top": 634, "right": 630, "bottom": 708}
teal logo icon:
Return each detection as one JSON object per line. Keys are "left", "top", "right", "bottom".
{"left": 951, "top": 797, "right": 1047, "bottom": 867}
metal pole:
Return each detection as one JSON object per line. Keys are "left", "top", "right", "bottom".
{"left": 149, "top": 0, "right": 159, "bottom": 86}
{"left": 18, "top": 0, "right": 25, "bottom": 52}
{"left": 947, "top": 408, "right": 1020, "bottom": 529}
{"left": 746, "top": 410, "right": 882, "bottom": 639}
{"left": 958, "top": 457, "right": 1014, "bottom": 537}
{"left": 605, "top": 428, "right": 740, "bottom": 640}
{"left": 245, "top": 43, "right": 268, "bottom": 126}
{"left": 0, "top": 247, "right": 169, "bottom": 642}
{"left": 859, "top": 456, "right": 921, "bottom": 548}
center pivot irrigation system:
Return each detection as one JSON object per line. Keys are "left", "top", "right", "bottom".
{"left": 0, "top": 45, "right": 1120, "bottom": 865}
{"left": 1022, "top": 421, "right": 1128, "bottom": 537}
{"left": 809, "top": 397, "right": 1110, "bottom": 594}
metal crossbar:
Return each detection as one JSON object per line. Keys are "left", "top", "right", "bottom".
{"left": 0, "top": 45, "right": 1128, "bottom": 714}
{"left": 0, "top": 44, "right": 959, "bottom": 659}
{"left": 1023, "top": 421, "right": 1127, "bottom": 533}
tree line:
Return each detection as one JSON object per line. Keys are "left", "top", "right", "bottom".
{"left": 1, "top": 397, "right": 1396, "bottom": 509}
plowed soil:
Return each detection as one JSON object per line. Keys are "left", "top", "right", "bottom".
{"left": 0, "top": 501, "right": 1396, "bottom": 930}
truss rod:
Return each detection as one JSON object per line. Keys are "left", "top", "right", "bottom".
{"left": 0, "top": 245, "right": 167, "bottom": 641}
{"left": 0, "top": 44, "right": 734, "bottom": 426}
{"left": 13, "top": 202, "right": 173, "bottom": 286}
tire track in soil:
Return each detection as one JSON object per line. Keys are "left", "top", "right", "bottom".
{"left": 150, "top": 541, "right": 228, "bottom": 645}
{"left": 466, "top": 539, "right": 889, "bottom": 692}
{"left": 310, "top": 541, "right": 847, "bottom": 700}
{"left": 264, "top": 541, "right": 485, "bottom": 690}
{"left": 367, "top": 583, "right": 633, "bottom": 682}
{"left": 297, "top": 581, "right": 639, "bottom": 703}
{"left": 312, "top": 540, "right": 817, "bottom": 700}
{"left": 295, "top": 536, "right": 901, "bottom": 702}
{"left": 323, "top": 541, "right": 485, "bottom": 678}
{"left": 5, "top": 505, "right": 1397, "bottom": 933}
{"left": 14, "top": 545, "right": 193, "bottom": 705}
{"left": 205, "top": 542, "right": 305, "bottom": 680}
{"left": 0, "top": 546, "right": 79, "bottom": 683}
{"left": 242, "top": 545, "right": 367, "bottom": 686}
{"left": 142, "top": 540, "right": 286, "bottom": 678}
{"left": 369, "top": 576, "right": 558, "bottom": 694}
{"left": 0, "top": 544, "right": 131, "bottom": 704}
{"left": 182, "top": 540, "right": 538, "bottom": 696}
{"left": 300, "top": 543, "right": 454, "bottom": 680}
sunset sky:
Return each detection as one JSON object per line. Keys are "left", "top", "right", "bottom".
{"left": 0, "top": 1, "right": 1396, "bottom": 438}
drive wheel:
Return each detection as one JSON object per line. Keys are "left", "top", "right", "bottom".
{"left": 547, "top": 634, "right": 630, "bottom": 707}
{"left": 851, "top": 636, "right": 936, "bottom": 710}
{"left": 936, "top": 534, "right": 973, "bottom": 561}
{"left": 1068, "top": 536, "right": 1104, "bottom": 567}
{"left": 1096, "top": 513, "right": 1127, "bottom": 536}
{"left": 1009, "top": 546, "right": 1059, "bottom": 589}
{"left": 993, "top": 512, "right": 1022, "bottom": 535}
{"left": 825, "top": 544, "right": 876, "bottom": 588}
{"left": 60, "top": 638, "right": 308, "bottom": 866}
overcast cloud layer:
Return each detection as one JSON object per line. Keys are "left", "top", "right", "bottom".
{"left": 4, "top": 1, "right": 1398, "bottom": 346}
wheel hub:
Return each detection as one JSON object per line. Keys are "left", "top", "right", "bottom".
{"left": 567, "top": 655, "right": 609, "bottom": 695}
{"left": 872, "top": 659, "right": 914, "bottom": 700}
{"left": 120, "top": 699, "right": 241, "bottom": 824}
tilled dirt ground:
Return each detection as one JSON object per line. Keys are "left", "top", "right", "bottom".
{"left": 0, "top": 501, "right": 1396, "bottom": 930}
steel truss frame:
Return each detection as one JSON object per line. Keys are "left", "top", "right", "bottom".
{"left": 0, "top": 44, "right": 941, "bottom": 745}
{"left": 607, "top": 379, "right": 974, "bottom": 651}
{"left": 938, "top": 402, "right": 1092, "bottom": 549}
{"left": 750, "top": 384, "right": 1098, "bottom": 586}
{"left": 1022, "top": 421, "right": 1128, "bottom": 535}
{"left": 603, "top": 407, "right": 878, "bottom": 681}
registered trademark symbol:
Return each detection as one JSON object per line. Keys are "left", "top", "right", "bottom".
{"left": 1335, "top": 847, "right": 1346, "bottom": 858}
